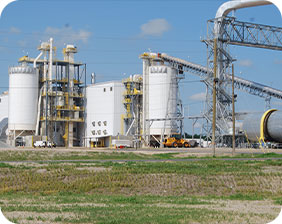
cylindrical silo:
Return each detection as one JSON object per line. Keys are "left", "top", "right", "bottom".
{"left": 8, "top": 64, "right": 39, "bottom": 131}
{"left": 148, "top": 65, "right": 178, "bottom": 135}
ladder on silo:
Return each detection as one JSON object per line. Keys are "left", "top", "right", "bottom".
{"left": 161, "top": 73, "right": 174, "bottom": 146}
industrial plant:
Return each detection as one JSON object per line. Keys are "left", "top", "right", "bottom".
{"left": 0, "top": 0, "right": 282, "bottom": 149}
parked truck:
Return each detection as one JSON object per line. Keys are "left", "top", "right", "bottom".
{"left": 33, "top": 140, "right": 56, "bottom": 148}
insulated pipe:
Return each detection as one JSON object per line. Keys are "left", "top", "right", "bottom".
{"left": 214, "top": 0, "right": 272, "bottom": 37}
{"left": 142, "top": 58, "right": 149, "bottom": 146}
{"left": 48, "top": 38, "right": 53, "bottom": 92}
{"left": 33, "top": 51, "right": 43, "bottom": 68}
{"left": 215, "top": 0, "right": 272, "bottom": 19}
{"left": 35, "top": 87, "right": 44, "bottom": 135}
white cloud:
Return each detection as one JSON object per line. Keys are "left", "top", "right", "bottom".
{"left": 43, "top": 26, "right": 91, "bottom": 46}
{"left": 17, "top": 40, "right": 27, "bottom": 47}
{"left": 10, "top": 26, "right": 21, "bottom": 34}
{"left": 189, "top": 92, "right": 206, "bottom": 101}
{"left": 140, "top": 18, "right": 171, "bottom": 37}
{"left": 238, "top": 59, "right": 253, "bottom": 67}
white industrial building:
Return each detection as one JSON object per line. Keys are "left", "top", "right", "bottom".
{"left": 2, "top": 41, "right": 191, "bottom": 148}
{"left": 85, "top": 81, "right": 125, "bottom": 147}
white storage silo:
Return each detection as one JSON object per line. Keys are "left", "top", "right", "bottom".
{"left": 8, "top": 64, "right": 39, "bottom": 131}
{"left": 148, "top": 65, "right": 178, "bottom": 135}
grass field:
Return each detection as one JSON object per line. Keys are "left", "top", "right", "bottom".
{"left": 0, "top": 150, "right": 281, "bottom": 223}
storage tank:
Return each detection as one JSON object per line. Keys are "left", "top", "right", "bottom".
{"left": 148, "top": 65, "right": 178, "bottom": 135}
{"left": 8, "top": 64, "right": 38, "bottom": 131}
{"left": 243, "top": 109, "right": 282, "bottom": 143}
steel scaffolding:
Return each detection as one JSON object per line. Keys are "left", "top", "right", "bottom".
{"left": 19, "top": 44, "right": 86, "bottom": 147}
{"left": 122, "top": 75, "right": 143, "bottom": 139}
{"left": 203, "top": 16, "right": 282, "bottom": 145}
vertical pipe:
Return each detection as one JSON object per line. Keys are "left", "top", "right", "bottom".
{"left": 142, "top": 59, "right": 148, "bottom": 146}
{"left": 84, "top": 63, "right": 86, "bottom": 147}
{"left": 55, "top": 61, "right": 58, "bottom": 144}
{"left": 43, "top": 51, "right": 47, "bottom": 137}
{"left": 45, "top": 77, "right": 48, "bottom": 138}
{"left": 49, "top": 38, "right": 53, "bottom": 91}
{"left": 48, "top": 38, "right": 53, "bottom": 141}
{"left": 232, "top": 64, "right": 235, "bottom": 155}
{"left": 212, "top": 38, "right": 217, "bottom": 157}
{"left": 66, "top": 62, "right": 70, "bottom": 147}
{"left": 33, "top": 52, "right": 43, "bottom": 68}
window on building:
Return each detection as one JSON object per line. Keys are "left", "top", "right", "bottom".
{"left": 110, "top": 87, "right": 113, "bottom": 91}
{"left": 103, "top": 88, "right": 106, "bottom": 92}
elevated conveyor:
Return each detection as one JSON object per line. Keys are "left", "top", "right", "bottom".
{"left": 157, "top": 53, "right": 282, "bottom": 100}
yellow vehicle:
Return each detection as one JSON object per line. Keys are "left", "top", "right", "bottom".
{"left": 163, "top": 134, "right": 190, "bottom": 148}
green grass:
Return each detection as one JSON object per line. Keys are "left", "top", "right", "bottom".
{"left": 0, "top": 151, "right": 155, "bottom": 161}
{"left": 1, "top": 149, "right": 282, "bottom": 162}
{"left": 274, "top": 197, "right": 282, "bottom": 205}
{"left": 1, "top": 193, "right": 278, "bottom": 224}
{"left": 0, "top": 163, "right": 14, "bottom": 168}
{"left": 0, "top": 150, "right": 282, "bottom": 223}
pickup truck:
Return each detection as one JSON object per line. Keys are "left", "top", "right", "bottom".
{"left": 33, "top": 140, "right": 56, "bottom": 148}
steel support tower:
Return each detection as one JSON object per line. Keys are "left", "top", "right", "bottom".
{"left": 203, "top": 16, "right": 282, "bottom": 145}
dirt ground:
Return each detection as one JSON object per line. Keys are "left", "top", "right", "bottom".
{"left": 1, "top": 146, "right": 282, "bottom": 155}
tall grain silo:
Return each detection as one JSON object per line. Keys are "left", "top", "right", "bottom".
{"left": 8, "top": 64, "right": 39, "bottom": 140}
{"left": 148, "top": 65, "right": 178, "bottom": 136}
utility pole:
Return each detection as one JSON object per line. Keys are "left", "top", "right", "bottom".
{"left": 212, "top": 38, "right": 217, "bottom": 157}
{"left": 232, "top": 64, "right": 235, "bottom": 156}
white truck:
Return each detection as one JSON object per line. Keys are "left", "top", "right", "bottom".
{"left": 33, "top": 140, "right": 56, "bottom": 148}
{"left": 112, "top": 139, "right": 132, "bottom": 148}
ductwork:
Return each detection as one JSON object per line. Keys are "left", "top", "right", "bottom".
{"left": 216, "top": 0, "right": 272, "bottom": 18}
{"left": 214, "top": 0, "right": 272, "bottom": 37}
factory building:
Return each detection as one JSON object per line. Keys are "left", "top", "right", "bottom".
{"left": 4, "top": 39, "right": 282, "bottom": 149}
{"left": 4, "top": 39, "right": 143, "bottom": 148}
{"left": 85, "top": 81, "right": 125, "bottom": 147}
{"left": 7, "top": 38, "right": 86, "bottom": 147}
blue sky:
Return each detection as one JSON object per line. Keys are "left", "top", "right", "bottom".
{"left": 0, "top": 0, "right": 281, "bottom": 133}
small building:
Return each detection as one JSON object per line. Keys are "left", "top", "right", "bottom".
{"left": 85, "top": 81, "right": 125, "bottom": 147}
